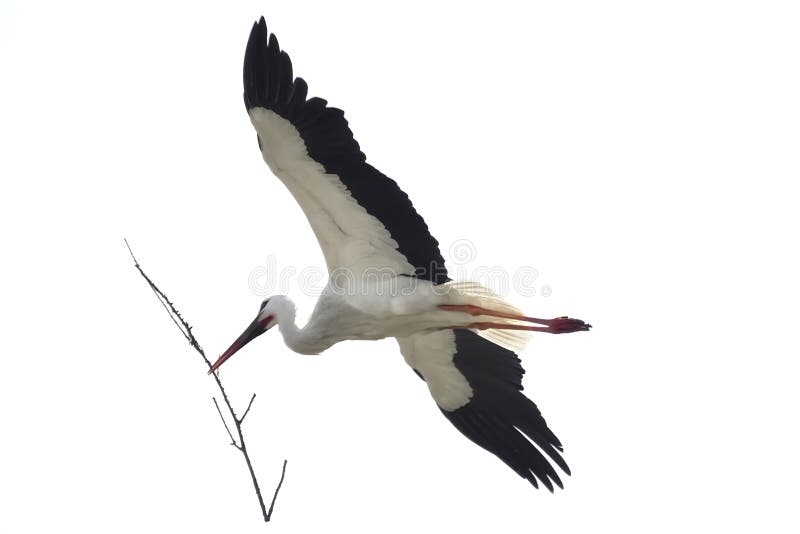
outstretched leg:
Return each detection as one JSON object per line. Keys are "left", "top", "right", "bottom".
{"left": 469, "top": 319, "right": 591, "bottom": 334}
{"left": 439, "top": 304, "right": 591, "bottom": 334}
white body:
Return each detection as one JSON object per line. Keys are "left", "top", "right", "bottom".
{"left": 264, "top": 277, "right": 518, "bottom": 355}
{"left": 260, "top": 280, "right": 481, "bottom": 411}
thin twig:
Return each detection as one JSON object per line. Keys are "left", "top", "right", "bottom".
{"left": 266, "top": 460, "right": 288, "bottom": 521}
{"left": 213, "top": 397, "right": 239, "bottom": 448}
{"left": 126, "top": 239, "right": 287, "bottom": 523}
{"left": 239, "top": 393, "right": 257, "bottom": 424}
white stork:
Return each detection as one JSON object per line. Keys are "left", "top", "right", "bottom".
{"left": 209, "top": 17, "right": 591, "bottom": 492}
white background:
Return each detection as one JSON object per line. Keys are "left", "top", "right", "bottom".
{"left": 2, "top": 1, "right": 799, "bottom": 532}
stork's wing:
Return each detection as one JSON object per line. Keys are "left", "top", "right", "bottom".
{"left": 243, "top": 18, "right": 448, "bottom": 283}
{"left": 397, "top": 329, "right": 570, "bottom": 491}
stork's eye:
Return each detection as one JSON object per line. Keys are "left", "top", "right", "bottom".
{"left": 259, "top": 298, "right": 270, "bottom": 311}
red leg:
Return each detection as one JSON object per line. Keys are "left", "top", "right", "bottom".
{"left": 440, "top": 304, "right": 591, "bottom": 332}
{"left": 469, "top": 318, "right": 591, "bottom": 334}
{"left": 439, "top": 304, "right": 550, "bottom": 324}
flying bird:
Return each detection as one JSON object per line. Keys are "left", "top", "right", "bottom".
{"left": 210, "top": 17, "right": 591, "bottom": 492}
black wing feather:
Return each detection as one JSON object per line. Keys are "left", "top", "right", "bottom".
{"left": 243, "top": 17, "right": 448, "bottom": 283}
{"left": 441, "top": 330, "right": 569, "bottom": 491}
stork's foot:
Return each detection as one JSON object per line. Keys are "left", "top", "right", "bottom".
{"left": 545, "top": 316, "right": 592, "bottom": 334}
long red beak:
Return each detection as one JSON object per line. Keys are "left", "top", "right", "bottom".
{"left": 208, "top": 315, "right": 273, "bottom": 374}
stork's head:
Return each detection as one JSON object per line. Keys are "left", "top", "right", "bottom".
{"left": 208, "top": 298, "right": 278, "bottom": 374}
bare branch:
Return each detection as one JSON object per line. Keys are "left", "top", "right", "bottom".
{"left": 126, "top": 239, "right": 287, "bottom": 522}
{"left": 124, "top": 239, "right": 195, "bottom": 345}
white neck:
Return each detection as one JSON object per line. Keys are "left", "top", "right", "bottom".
{"left": 270, "top": 295, "right": 326, "bottom": 355}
